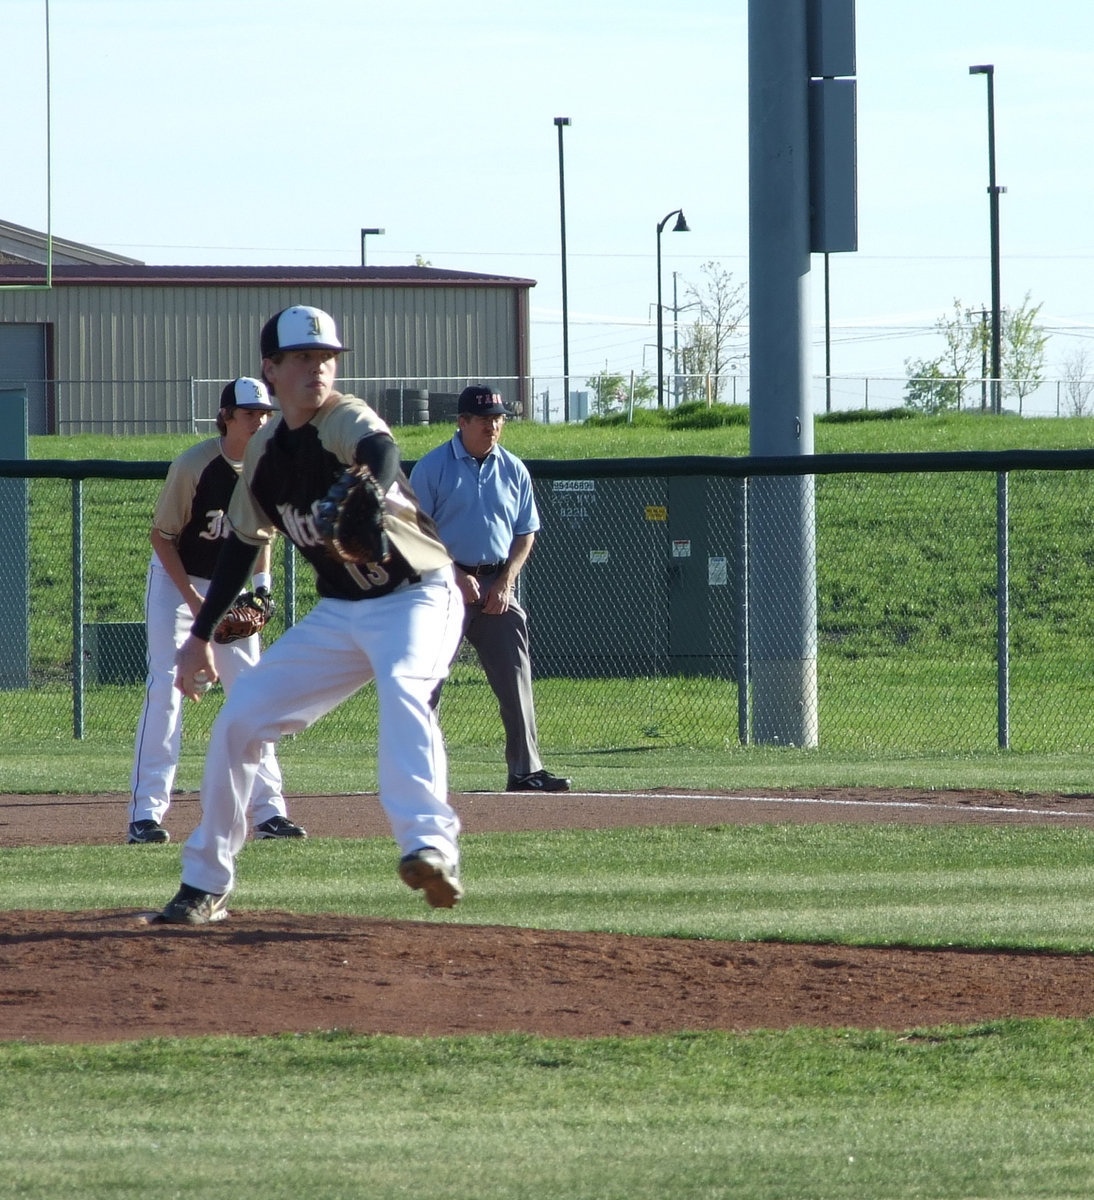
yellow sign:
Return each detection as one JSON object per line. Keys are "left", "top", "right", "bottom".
{"left": 645, "top": 506, "right": 668, "bottom": 522}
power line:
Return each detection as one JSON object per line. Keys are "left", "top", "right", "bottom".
{"left": 94, "top": 241, "right": 1094, "bottom": 264}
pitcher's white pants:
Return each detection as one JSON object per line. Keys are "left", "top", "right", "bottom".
{"left": 129, "top": 559, "right": 286, "bottom": 829}
{"left": 181, "top": 567, "right": 464, "bottom": 897}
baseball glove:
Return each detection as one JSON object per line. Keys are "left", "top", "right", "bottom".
{"left": 314, "top": 465, "right": 391, "bottom": 565}
{"left": 212, "top": 587, "right": 275, "bottom": 644}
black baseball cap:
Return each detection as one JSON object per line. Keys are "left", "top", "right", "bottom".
{"left": 458, "top": 385, "right": 510, "bottom": 416}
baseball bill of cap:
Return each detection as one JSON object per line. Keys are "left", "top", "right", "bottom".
{"left": 458, "top": 385, "right": 511, "bottom": 416}
{"left": 260, "top": 306, "right": 347, "bottom": 357}
{"left": 220, "top": 377, "right": 275, "bottom": 410}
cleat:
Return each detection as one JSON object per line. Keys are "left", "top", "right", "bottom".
{"left": 506, "top": 769, "right": 571, "bottom": 793}
{"left": 127, "top": 819, "right": 170, "bottom": 844}
{"left": 398, "top": 848, "right": 463, "bottom": 909}
{"left": 158, "top": 883, "right": 229, "bottom": 925}
{"left": 254, "top": 816, "right": 307, "bottom": 839}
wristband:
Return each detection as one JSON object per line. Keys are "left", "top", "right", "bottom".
{"left": 252, "top": 572, "right": 272, "bottom": 593}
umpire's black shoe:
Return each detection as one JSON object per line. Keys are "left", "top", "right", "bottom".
{"left": 254, "top": 816, "right": 307, "bottom": 839}
{"left": 127, "top": 819, "right": 170, "bottom": 844}
{"left": 507, "top": 769, "right": 572, "bottom": 793}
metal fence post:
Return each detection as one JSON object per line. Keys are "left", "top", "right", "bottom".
{"left": 737, "top": 476, "right": 751, "bottom": 745}
{"left": 996, "top": 470, "right": 1009, "bottom": 748}
{"left": 72, "top": 478, "right": 85, "bottom": 739}
{"left": 283, "top": 537, "right": 297, "bottom": 629}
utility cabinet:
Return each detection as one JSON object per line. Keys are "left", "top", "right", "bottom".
{"left": 524, "top": 472, "right": 740, "bottom": 678}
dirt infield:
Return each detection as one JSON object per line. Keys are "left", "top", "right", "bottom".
{"left": 4, "top": 786, "right": 1094, "bottom": 1044}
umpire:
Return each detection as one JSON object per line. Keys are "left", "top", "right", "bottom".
{"left": 410, "top": 385, "right": 571, "bottom": 793}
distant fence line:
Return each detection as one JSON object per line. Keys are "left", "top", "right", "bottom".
{"left": 5, "top": 374, "right": 1091, "bottom": 436}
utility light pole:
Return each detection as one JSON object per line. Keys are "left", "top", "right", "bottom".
{"left": 969, "top": 65, "right": 1005, "bottom": 414}
{"left": 656, "top": 208, "right": 689, "bottom": 409}
{"left": 554, "top": 117, "right": 572, "bottom": 423}
{"left": 360, "top": 227, "right": 385, "bottom": 267}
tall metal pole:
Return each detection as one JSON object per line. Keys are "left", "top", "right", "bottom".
{"left": 979, "top": 307, "right": 989, "bottom": 410}
{"left": 748, "top": 0, "right": 818, "bottom": 748}
{"left": 672, "top": 271, "right": 680, "bottom": 407}
{"left": 656, "top": 209, "right": 688, "bottom": 409}
{"left": 656, "top": 221, "right": 665, "bottom": 410}
{"left": 970, "top": 65, "right": 1004, "bottom": 415}
{"left": 554, "top": 118, "right": 572, "bottom": 424}
{"left": 824, "top": 252, "right": 832, "bottom": 413}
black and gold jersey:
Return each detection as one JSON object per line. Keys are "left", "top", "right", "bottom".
{"left": 152, "top": 438, "right": 241, "bottom": 579}
{"left": 228, "top": 393, "right": 451, "bottom": 601}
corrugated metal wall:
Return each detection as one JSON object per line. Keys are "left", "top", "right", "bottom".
{"left": 0, "top": 282, "right": 528, "bottom": 434}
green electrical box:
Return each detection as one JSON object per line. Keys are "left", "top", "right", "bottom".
{"left": 83, "top": 622, "right": 148, "bottom": 685}
{"left": 524, "top": 472, "right": 740, "bottom": 679}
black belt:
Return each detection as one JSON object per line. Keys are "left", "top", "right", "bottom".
{"left": 455, "top": 561, "right": 504, "bottom": 577}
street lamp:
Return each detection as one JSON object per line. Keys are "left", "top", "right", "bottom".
{"left": 554, "top": 117, "right": 572, "bottom": 423}
{"left": 969, "top": 65, "right": 1005, "bottom": 414}
{"left": 656, "top": 208, "right": 689, "bottom": 408}
{"left": 360, "top": 227, "right": 385, "bottom": 267}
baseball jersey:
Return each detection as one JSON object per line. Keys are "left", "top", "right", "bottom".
{"left": 228, "top": 392, "right": 451, "bottom": 601}
{"left": 152, "top": 437, "right": 241, "bottom": 579}
{"left": 409, "top": 432, "right": 540, "bottom": 565}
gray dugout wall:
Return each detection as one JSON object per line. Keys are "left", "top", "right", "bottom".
{"left": 522, "top": 458, "right": 742, "bottom": 679}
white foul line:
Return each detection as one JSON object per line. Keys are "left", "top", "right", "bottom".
{"left": 566, "top": 791, "right": 1094, "bottom": 820}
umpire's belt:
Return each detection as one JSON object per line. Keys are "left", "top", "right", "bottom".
{"left": 455, "top": 561, "right": 504, "bottom": 577}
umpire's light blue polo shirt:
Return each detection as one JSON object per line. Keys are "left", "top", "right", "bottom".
{"left": 409, "top": 431, "right": 539, "bottom": 566}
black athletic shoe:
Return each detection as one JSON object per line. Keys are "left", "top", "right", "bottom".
{"left": 254, "top": 816, "right": 307, "bottom": 840}
{"left": 398, "top": 848, "right": 464, "bottom": 908}
{"left": 127, "top": 819, "right": 170, "bottom": 844}
{"left": 506, "top": 769, "right": 572, "bottom": 793}
{"left": 158, "top": 883, "right": 229, "bottom": 925}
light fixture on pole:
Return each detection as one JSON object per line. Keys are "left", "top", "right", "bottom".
{"left": 969, "top": 65, "right": 1005, "bottom": 414}
{"left": 360, "top": 227, "right": 385, "bottom": 267}
{"left": 554, "top": 117, "right": 572, "bottom": 423}
{"left": 656, "top": 208, "right": 689, "bottom": 409}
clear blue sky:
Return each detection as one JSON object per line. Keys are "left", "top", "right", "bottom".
{"left": 5, "top": 0, "right": 1094, "bottom": 397}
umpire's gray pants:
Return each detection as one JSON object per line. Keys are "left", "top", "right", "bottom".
{"left": 457, "top": 596, "right": 542, "bottom": 779}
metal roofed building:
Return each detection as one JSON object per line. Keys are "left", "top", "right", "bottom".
{"left": 0, "top": 251, "right": 535, "bottom": 435}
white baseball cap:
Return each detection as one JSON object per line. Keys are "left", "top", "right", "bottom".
{"left": 260, "top": 305, "right": 347, "bottom": 357}
{"left": 220, "top": 377, "right": 275, "bottom": 410}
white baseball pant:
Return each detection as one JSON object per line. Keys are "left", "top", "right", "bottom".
{"left": 180, "top": 567, "right": 464, "bottom": 897}
{"left": 129, "top": 559, "right": 286, "bottom": 828}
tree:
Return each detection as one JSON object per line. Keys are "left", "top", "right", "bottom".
{"left": 584, "top": 369, "right": 655, "bottom": 417}
{"left": 903, "top": 357, "right": 963, "bottom": 415}
{"left": 1000, "top": 292, "right": 1048, "bottom": 413}
{"left": 677, "top": 262, "right": 747, "bottom": 404}
{"left": 1061, "top": 348, "right": 1094, "bottom": 417}
{"left": 935, "top": 299, "right": 986, "bottom": 411}
{"left": 903, "top": 293, "right": 1049, "bottom": 414}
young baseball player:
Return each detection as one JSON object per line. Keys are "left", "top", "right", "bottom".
{"left": 128, "top": 379, "right": 305, "bottom": 845}
{"left": 157, "top": 306, "right": 464, "bottom": 924}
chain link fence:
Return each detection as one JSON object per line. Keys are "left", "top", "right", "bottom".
{"left": 17, "top": 372, "right": 1094, "bottom": 435}
{"left": 3, "top": 451, "right": 1094, "bottom": 755}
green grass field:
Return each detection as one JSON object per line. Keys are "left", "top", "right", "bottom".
{"left": 7, "top": 410, "right": 1094, "bottom": 1199}
{"left": 5, "top": 825, "right": 1094, "bottom": 1198}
